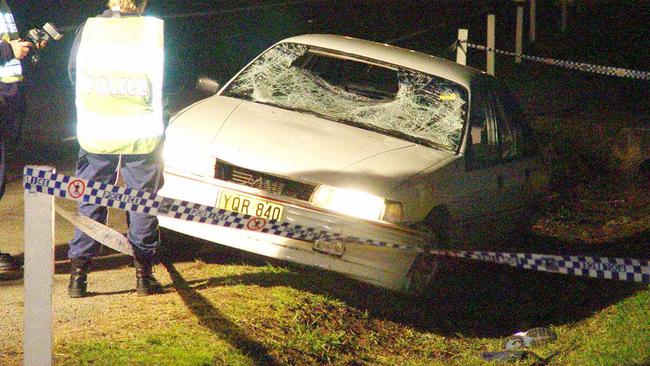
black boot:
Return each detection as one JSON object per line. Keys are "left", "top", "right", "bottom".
{"left": 0, "top": 252, "right": 20, "bottom": 272}
{"left": 134, "top": 258, "right": 162, "bottom": 296}
{"left": 68, "top": 258, "right": 91, "bottom": 298}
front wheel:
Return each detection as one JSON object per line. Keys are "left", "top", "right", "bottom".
{"left": 403, "top": 205, "right": 451, "bottom": 297}
{"left": 403, "top": 252, "right": 440, "bottom": 298}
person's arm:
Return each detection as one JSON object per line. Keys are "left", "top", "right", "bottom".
{"left": 10, "top": 40, "right": 31, "bottom": 60}
{"left": 0, "top": 40, "right": 13, "bottom": 63}
{"left": 0, "top": 39, "right": 34, "bottom": 63}
{"left": 67, "top": 22, "right": 85, "bottom": 85}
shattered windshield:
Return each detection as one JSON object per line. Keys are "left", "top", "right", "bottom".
{"left": 222, "top": 42, "right": 468, "bottom": 151}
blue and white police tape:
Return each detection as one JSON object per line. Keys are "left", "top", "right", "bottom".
{"left": 22, "top": 167, "right": 420, "bottom": 252}
{"left": 430, "top": 249, "right": 649, "bottom": 284}
{"left": 23, "top": 167, "right": 650, "bottom": 284}
{"left": 463, "top": 42, "right": 650, "bottom": 80}
{"left": 54, "top": 205, "right": 135, "bottom": 256}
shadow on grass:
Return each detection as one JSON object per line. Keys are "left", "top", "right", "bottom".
{"left": 9, "top": 240, "right": 280, "bottom": 364}
{"left": 161, "top": 229, "right": 649, "bottom": 339}
{"left": 161, "top": 259, "right": 281, "bottom": 366}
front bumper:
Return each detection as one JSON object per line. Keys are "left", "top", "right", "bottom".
{"left": 158, "top": 167, "right": 428, "bottom": 291}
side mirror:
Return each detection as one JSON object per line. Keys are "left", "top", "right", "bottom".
{"left": 195, "top": 76, "right": 221, "bottom": 95}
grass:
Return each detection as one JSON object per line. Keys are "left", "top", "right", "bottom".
{"left": 552, "top": 291, "right": 650, "bottom": 366}
{"left": 58, "top": 324, "right": 253, "bottom": 366}
{"left": 49, "top": 243, "right": 649, "bottom": 366}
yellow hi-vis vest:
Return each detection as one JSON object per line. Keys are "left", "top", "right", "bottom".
{"left": 75, "top": 16, "right": 164, "bottom": 154}
{"left": 0, "top": 0, "right": 23, "bottom": 84}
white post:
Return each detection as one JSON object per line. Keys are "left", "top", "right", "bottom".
{"left": 529, "top": 0, "right": 536, "bottom": 43}
{"left": 24, "top": 166, "right": 55, "bottom": 366}
{"left": 515, "top": 2, "right": 524, "bottom": 63}
{"left": 456, "top": 28, "right": 468, "bottom": 65}
{"left": 487, "top": 14, "right": 496, "bottom": 76}
{"left": 561, "top": 0, "right": 568, "bottom": 31}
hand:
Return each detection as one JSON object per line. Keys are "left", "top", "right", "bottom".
{"left": 9, "top": 39, "right": 31, "bottom": 60}
{"left": 36, "top": 39, "right": 47, "bottom": 50}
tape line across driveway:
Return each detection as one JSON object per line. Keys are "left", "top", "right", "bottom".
{"left": 23, "top": 167, "right": 419, "bottom": 251}
{"left": 464, "top": 42, "right": 650, "bottom": 80}
{"left": 23, "top": 167, "right": 650, "bottom": 284}
{"left": 54, "top": 205, "right": 134, "bottom": 257}
{"left": 430, "top": 249, "right": 649, "bottom": 284}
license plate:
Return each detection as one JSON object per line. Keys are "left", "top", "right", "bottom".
{"left": 217, "top": 190, "right": 284, "bottom": 221}
{"left": 313, "top": 240, "right": 345, "bottom": 257}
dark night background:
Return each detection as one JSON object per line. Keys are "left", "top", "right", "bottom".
{"left": 4, "top": 0, "right": 649, "bottom": 142}
{"left": 1, "top": 3, "right": 649, "bottom": 362}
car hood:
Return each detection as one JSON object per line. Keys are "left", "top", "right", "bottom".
{"left": 168, "top": 96, "right": 454, "bottom": 197}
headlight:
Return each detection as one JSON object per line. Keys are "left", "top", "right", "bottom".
{"left": 311, "top": 185, "right": 384, "bottom": 220}
{"left": 162, "top": 142, "right": 213, "bottom": 177}
{"left": 311, "top": 185, "right": 403, "bottom": 223}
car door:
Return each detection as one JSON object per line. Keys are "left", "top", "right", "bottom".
{"left": 450, "top": 77, "right": 533, "bottom": 244}
{"left": 491, "top": 80, "right": 542, "bottom": 218}
{"left": 453, "top": 79, "right": 505, "bottom": 242}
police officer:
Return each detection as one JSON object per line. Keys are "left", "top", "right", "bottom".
{"left": 67, "top": 0, "right": 165, "bottom": 297}
{"left": 0, "top": 0, "right": 35, "bottom": 275}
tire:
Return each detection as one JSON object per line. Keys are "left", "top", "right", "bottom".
{"left": 404, "top": 252, "right": 440, "bottom": 298}
{"left": 403, "top": 205, "right": 449, "bottom": 298}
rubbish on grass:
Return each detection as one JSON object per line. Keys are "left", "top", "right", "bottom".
{"left": 504, "top": 327, "right": 557, "bottom": 350}
{"left": 482, "top": 328, "right": 559, "bottom": 364}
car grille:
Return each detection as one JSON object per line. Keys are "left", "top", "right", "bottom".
{"left": 214, "top": 159, "right": 315, "bottom": 201}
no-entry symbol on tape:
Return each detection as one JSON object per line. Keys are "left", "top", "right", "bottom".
{"left": 246, "top": 217, "right": 266, "bottom": 231}
{"left": 68, "top": 179, "right": 86, "bottom": 199}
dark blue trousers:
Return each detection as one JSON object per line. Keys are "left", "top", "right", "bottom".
{"left": 68, "top": 147, "right": 164, "bottom": 262}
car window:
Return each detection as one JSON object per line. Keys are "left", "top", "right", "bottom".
{"left": 467, "top": 79, "right": 525, "bottom": 169}
{"left": 292, "top": 52, "right": 399, "bottom": 100}
{"left": 495, "top": 84, "right": 537, "bottom": 157}
{"left": 222, "top": 42, "right": 469, "bottom": 152}
{"left": 490, "top": 88, "right": 519, "bottom": 160}
{"left": 468, "top": 86, "right": 499, "bottom": 167}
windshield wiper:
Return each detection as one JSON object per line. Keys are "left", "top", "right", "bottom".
{"left": 368, "top": 124, "right": 451, "bottom": 151}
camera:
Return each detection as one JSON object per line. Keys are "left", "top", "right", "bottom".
{"left": 27, "top": 22, "right": 63, "bottom": 64}
{"left": 28, "top": 22, "right": 63, "bottom": 43}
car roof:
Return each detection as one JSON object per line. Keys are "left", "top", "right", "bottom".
{"left": 279, "top": 34, "right": 485, "bottom": 90}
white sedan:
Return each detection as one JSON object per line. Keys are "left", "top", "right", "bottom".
{"left": 159, "top": 34, "right": 547, "bottom": 293}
